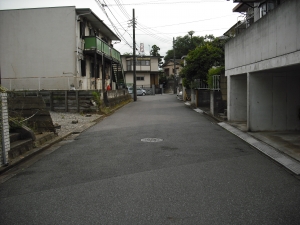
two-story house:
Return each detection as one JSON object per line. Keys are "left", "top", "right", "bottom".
{"left": 162, "top": 59, "right": 182, "bottom": 78}
{"left": 121, "top": 55, "right": 161, "bottom": 88}
{"left": 0, "top": 6, "right": 124, "bottom": 91}
{"left": 162, "top": 59, "right": 183, "bottom": 94}
{"left": 225, "top": 0, "right": 300, "bottom": 131}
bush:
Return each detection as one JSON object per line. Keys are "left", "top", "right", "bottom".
{"left": 207, "top": 66, "right": 224, "bottom": 89}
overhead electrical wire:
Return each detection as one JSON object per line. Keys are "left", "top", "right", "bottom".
{"left": 94, "top": 0, "right": 133, "bottom": 49}
{"left": 113, "top": 0, "right": 131, "bottom": 20}
{"left": 103, "top": 0, "right": 171, "bottom": 50}
{"left": 107, "top": 0, "right": 226, "bottom": 6}
{"left": 135, "top": 27, "right": 231, "bottom": 35}
{"left": 100, "top": 0, "right": 232, "bottom": 53}
{"left": 102, "top": 0, "right": 133, "bottom": 40}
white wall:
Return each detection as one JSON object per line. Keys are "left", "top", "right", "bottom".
{"left": 125, "top": 72, "right": 151, "bottom": 87}
{"left": 151, "top": 58, "right": 159, "bottom": 71}
{"left": 0, "top": 7, "right": 77, "bottom": 90}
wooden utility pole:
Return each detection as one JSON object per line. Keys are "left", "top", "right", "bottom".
{"left": 173, "top": 37, "right": 176, "bottom": 76}
{"left": 133, "top": 9, "right": 137, "bottom": 101}
{"left": 173, "top": 37, "right": 177, "bottom": 93}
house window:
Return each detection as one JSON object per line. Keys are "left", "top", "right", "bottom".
{"left": 137, "top": 76, "right": 144, "bottom": 81}
{"left": 140, "top": 60, "right": 150, "bottom": 66}
{"left": 259, "top": 2, "right": 275, "bottom": 18}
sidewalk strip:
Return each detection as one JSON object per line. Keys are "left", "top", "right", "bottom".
{"left": 218, "top": 122, "right": 300, "bottom": 175}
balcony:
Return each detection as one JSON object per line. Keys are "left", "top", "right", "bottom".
{"left": 84, "top": 36, "right": 121, "bottom": 62}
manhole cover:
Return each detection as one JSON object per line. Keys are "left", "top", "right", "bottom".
{"left": 141, "top": 138, "right": 163, "bottom": 142}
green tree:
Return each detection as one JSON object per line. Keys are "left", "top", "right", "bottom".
{"left": 150, "top": 45, "right": 161, "bottom": 56}
{"left": 164, "top": 32, "right": 205, "bottom": 62}
{"left": 180, "top": 37, "right": 225, "bottom": 88}
{"left": 150, "top": 45, "right": 163, "bottom": 68}
{"left": 207, "top": 66, "right": 225, "bottom": 89}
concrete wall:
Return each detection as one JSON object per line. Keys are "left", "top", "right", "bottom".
{"left": 225, "top": 0, "right": 300, "bottom": 76}
{"left": 228, "top": 75, "right": 247, "bottom": 121}
{"left": 249, "top": 72, "right": 300, "bottom": 131}
{"left": 0, "top": 7, "right": 77, "bottom": 90}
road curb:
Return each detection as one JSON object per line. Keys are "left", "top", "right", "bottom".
{"left": 218, "top": 122, "right": 300, "bottom": 175}
{"left": 185, "top": 101, "right": 300, "bottom": 175}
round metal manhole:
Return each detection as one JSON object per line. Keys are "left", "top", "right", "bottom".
{"left": 141, "top": 138, "right": 163, "bottom": 143}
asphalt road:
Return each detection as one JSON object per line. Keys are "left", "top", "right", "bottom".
{"left": 1, "top": 94, "right": 300, "bottom": 225}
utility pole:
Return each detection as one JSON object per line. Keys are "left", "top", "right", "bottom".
{"left": 173, "top": 37, "right": 176, "bottom": 76}
{"left": 133, "top": 9, "right": 137, "bottom": 101}
{"left": 173, "top": 37, "right": 176, "bottom": 93}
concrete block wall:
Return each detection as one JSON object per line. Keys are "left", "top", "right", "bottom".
{"left": 0, "top": 93, "right": 10, "bottom": 167}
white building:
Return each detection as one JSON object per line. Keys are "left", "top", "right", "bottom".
{"left": 0, "top": 6, "right": 124, "bottom": 91}
{"left": 225, "top": 0, "right": 300, "bottom": 131}
{"left": 121, "top": 55, "right": 161, "bottom": 88}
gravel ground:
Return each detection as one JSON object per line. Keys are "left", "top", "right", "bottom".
{"left": 49, "top": 112, "right": 102, "bottom": 136}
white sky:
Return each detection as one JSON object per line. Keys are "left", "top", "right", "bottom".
{"left": 0, "top": 0, "right": 239, "bottom": 57}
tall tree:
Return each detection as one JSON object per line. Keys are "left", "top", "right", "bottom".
{"left": 150, "top": 45, "right": 161, "bottom": 57}
{"left": 180, "top": 37, "right": 226, "bottom": 87}
{"left": 150, "top": 44, "right": 163, "bottom": 68}
{"left": 164, "top": 32, "right": 205, "bottom": 62}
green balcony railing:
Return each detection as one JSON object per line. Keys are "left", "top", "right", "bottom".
{"left": 84, "top": 36, "right": 121, "bottom": 62}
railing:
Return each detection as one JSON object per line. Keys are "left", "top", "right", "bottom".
{"left": 212, "top": 75, "right": 220, "bottom": 91}
{"left": 193, "top": 79, "right": 209, "bottom": 90}
{"left": 84, "top": 36, "right": 121, "bottom": 62}
{"left": 1, "top": 76, "right": 76, "bottom": 91}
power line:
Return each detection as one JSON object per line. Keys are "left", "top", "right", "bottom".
{"left": 151, "top": 15, "right": 234, "bottom": 28}
{"left": 107, "top": 0, "right": 225, "bottom": 6}
{"left": 113, "top": 0, "right": 131, "bottom": 20}
{"left": 135, "top": 27, "right": 230, "bottom": 35}
{"left": 95, "top": 0, "right": 133, "bottom": 49}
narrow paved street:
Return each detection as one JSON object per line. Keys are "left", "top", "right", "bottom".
{"left": 1, "top": 95, "right": 300, "bottom": 225}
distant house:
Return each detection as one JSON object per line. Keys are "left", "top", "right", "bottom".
{"left": 162, "top": 59, "right": 183, "bottom": 94}
{"left": 0, "top": 6, "right": 124, "bottom": 91}
{"left": 162, "top": 59, "right": 183, "bottom": 78}
{"left": 121, "top": 55, "right": 162, "bottom": 88}
{"left": 225, "top": 0, "right": 300, "bottom": 131}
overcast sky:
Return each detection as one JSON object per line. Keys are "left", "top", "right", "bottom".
{"left": 0, "top": 0, "right": 239, "bottom": 57}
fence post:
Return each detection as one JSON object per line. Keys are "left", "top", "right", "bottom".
{"left": 0, "top": 93, "right": 10, "bottom": 167}
{"left": 76, "top": 90, "right": 79, "bottom": 112}
{"left": 50, "top": 91, "right": 54, "bottom": 111}
{"left": 65, "top": 91, "right": 68, "bottom": 112}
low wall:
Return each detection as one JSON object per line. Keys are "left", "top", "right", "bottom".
{"left": 7, "top": 90, "right": 130, "bottom": 113}
{"left": 196, "top": 90, "right": 210, "bottom": 107}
